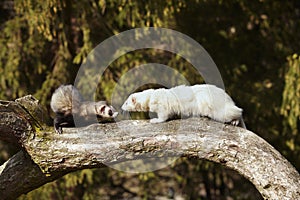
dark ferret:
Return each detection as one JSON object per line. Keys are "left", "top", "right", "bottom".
{"left": 50, "top": 85, "right": 118, "bottom": 133}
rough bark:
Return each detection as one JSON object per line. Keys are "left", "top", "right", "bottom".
{"left": 0, "top": 96, "right": 299, "bottom": 199}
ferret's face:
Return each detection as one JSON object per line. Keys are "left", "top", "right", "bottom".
{"left": 121, "top": 94, "right": 140, "bottom": 112}
{"left": 96, "top": 104, "right": 118, "bottom": 118}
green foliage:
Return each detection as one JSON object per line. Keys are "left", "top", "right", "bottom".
{"left": 18, "top": 169, "right": 95, "bottom": 200}
{"left": 281, "top": 54, "right": 300, "bottom": 135}
{"left": 281, "top": 54, "right": 300, "bottom": 153}
{"left": 0, "top": 0, "right": 299, "bottom": 199}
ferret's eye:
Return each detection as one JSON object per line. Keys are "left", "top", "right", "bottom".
{"left": 100, "top": 106, "right": 106, "bottom": 113}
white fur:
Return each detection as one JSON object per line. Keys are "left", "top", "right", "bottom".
{"left": 121, "top": 84, "right": 243, "bottom": 126}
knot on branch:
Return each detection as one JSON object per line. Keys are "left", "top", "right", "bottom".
{"left": 0, "top": 95, "right": 50, "bottom": 145}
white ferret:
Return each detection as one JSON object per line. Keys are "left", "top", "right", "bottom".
{"left": 121, "top": 84, "right": 246, "bottom": 128}
{"left": 51, "top": 85, "right": 118, "bottom": 134}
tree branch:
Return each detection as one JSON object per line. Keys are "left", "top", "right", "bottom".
{"left": 0, "top": 96, "right": 299, "bottom": 199}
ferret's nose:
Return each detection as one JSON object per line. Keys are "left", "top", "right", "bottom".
{"left": 108, "top": 110, "right": 113, "bottom": 116}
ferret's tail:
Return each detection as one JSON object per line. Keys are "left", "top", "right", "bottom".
{"left": 229, "top": 106, "right": 246, "bottom": 129}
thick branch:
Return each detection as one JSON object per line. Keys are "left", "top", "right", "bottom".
{"left": 0, "top": 151, "right": 70, "bottom": 200}
{"left": 0, "top": 96, "right": 299, "bottom": 199}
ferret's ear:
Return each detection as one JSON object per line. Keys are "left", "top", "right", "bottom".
{"left": 131, "top": 97, "right": 136, "bottom": 104}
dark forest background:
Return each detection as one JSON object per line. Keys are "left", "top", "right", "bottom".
{"left": 0, "top": 0, "right": 299, "bottom": 199}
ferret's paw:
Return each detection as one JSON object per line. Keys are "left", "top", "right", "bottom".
{"left": 150, "top": 118, "right": 166, "bottom": 123}
{"left": 230, "top": 119, "right": 239, "bottom": 126}
{"left": 55, "top": 126, "right": 63, "bottom": 134}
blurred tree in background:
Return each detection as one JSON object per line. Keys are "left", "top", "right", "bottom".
{"left": 0, "top": 0, "right": 299, "bottom": 199}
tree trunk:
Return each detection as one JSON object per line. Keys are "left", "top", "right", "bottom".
{"left": 0, "top": 96, "right": 299, "bottom": 199}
